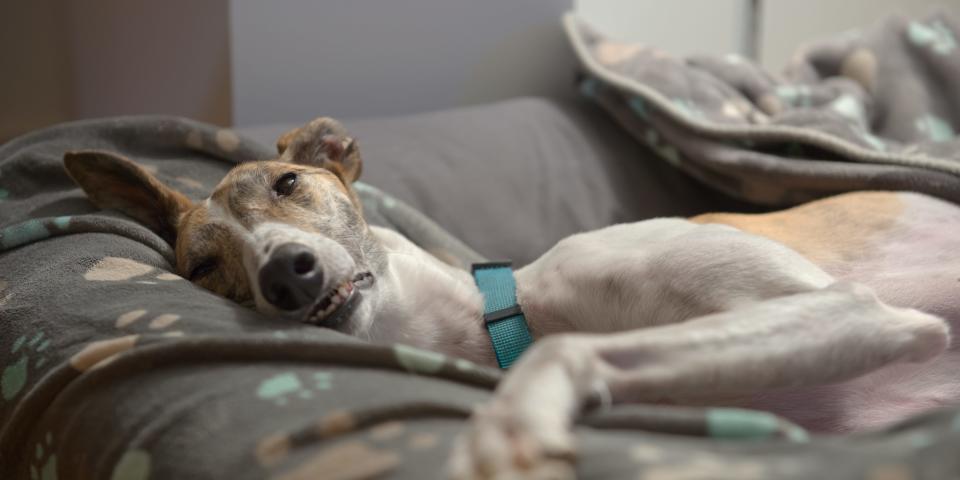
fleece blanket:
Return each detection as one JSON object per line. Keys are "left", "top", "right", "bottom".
{"left": 1, "top": 117, "right": 960, "bottom": 479}
{"left": 566, "top": 11, "right": 960, "bottom": 206}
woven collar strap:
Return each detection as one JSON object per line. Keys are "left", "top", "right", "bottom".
{"left": 471, "top": 261, "right": 534, "bottom": 369}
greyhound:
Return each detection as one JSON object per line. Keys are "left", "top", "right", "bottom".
{"left": 64, "top": 117, "right": 957, "bottom": 479}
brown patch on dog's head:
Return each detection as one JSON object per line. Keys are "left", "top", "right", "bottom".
{"left": 63, "top": 116, "right": 372, "bottom": 310}
{"left": 207, "top": 161, "right": 349, "bottom": 230}
{"left": 174, "top": 205, "right": 254, "bottom": 303}
{"left": 64, "top": 151, "right": 193, "bottom": 245}
{"left": 691, "top": 191, "right": 904, "bottom": 269}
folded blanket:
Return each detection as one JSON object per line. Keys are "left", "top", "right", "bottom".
{"left": 566, "top": 11, "right": 960, "bottom": 205}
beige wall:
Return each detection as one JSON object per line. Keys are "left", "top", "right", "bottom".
{"left": 0, "top": 1, "right": 230, "bottom": 142}
{"left": 0, "top": 1, "right": 73, "bottom": 142}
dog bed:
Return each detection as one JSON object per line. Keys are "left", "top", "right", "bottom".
{"left": 1, "top": 98, "right": 958, "bottom": 479}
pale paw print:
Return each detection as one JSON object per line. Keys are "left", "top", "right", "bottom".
{"left": 2, "top": 332, "right": 51, "bottom": 402}
{"left": 115, "top": 309, "right": 184, "bottom": 337}
{"left": 30, "top": 432, "right": 57, "bottom": 480}
{"left": 84, "top": 256, "right": 184, "bottom": 285}
{"left": 257, "top": 371, "right": 333, "bottom": 407}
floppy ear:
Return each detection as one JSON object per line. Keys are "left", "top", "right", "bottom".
{"left": 63, "top": 151, "right": 194, "bottom": 245}
{"left": 276, "top": 116, "right": 362, "bottom": 184}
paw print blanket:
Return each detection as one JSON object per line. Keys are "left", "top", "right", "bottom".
{"left": 567, "top": 11, "right": 960, "bottom": 206}
{"left": 0, "top": 120, "right": 959, "bottom": 476}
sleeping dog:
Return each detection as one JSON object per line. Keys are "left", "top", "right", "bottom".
{"left": 65, "top": 117, "right": 958, "bottom": 479}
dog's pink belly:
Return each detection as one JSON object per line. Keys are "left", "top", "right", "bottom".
{"left": 794, "top": 273, "right": 960, "bottom": 433}
{"left": 744, "top": 350, "right": 960, "bottom": 433}
{"left": 749, "top": 197, "right": 960, "bottom": 433}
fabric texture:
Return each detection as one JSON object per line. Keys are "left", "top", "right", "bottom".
{"left": 566, "top": 10, "right": 960, "bottom": 206}
{"left": 1, "top": 106, "right": 959, "bottom": 477}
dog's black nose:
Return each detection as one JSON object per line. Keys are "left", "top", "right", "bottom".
{"left": 258, "top": 243, "right": 323, "bottom": 311}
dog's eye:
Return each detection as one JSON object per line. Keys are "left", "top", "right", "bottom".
{"left": 189, "top": 258, "right": 218, "bottom": 280}
{"left": 274, "top": 172, "right": 298, "bottom": 197}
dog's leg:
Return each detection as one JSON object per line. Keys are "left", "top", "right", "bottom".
{"left": 447, "top": 282, "right": 949, "bottom": 479}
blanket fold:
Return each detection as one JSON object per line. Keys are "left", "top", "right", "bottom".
{"left": 566, "top": 11, "right": 960, "bottom": 205}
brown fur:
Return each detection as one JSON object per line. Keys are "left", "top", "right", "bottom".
{"left": 64, "top": 151, "right": 194, "bottom": 245}
{"left": 64, "top": 118, "right": 367, "bottom": 307}
{"left": 276, "top": 116, "right": 362, "bottom": 205}
{"left": 692, "top": 191, "right": 903, "bottom": 270}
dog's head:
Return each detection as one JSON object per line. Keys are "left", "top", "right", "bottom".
{"left": 64, "top": 117, "right": 383, "bottom": 331}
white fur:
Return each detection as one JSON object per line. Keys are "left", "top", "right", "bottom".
{"left": 236, "top": 205, "right": 950, "bottom": 479}
{"left": 440, "top": 219, "right": 950, "bottom": 479}
{"left": 359, "top": 227, "right": 492, "bottom": 363}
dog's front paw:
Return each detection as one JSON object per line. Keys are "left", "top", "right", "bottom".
{"left": 446, "top": 402, "right": 576, "bottom": 480}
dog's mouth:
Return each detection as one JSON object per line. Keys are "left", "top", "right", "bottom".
{"left": 302, "top": 271, "right": 374, "bottom": 328}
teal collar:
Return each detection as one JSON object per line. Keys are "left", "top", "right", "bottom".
{"left": 471, "top": 262, "right": 534, "bottom": 369}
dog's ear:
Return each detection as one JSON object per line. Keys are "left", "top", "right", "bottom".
{"left": 64, "top": 151, "right": 194, "bottom": 245}
{"left": 276, "top": 117, "right": 362, "bottom": 184}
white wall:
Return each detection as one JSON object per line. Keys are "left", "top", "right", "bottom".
{"left": 230, "top": 0, "right": 576, "bottom": 126}
{"left": 574, "top": 0, "right": 749, "bottom": 58}
{"left": 573, "top": 0, "right": 958, "bottom": 71}
{"left": 761, "top": 0, "right": 959, "bottom": 72}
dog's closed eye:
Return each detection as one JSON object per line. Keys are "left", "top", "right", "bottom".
{"left": 189, "top": 257, "right": 219, "bottom": 280}
{"left": 273, "top": 172, "right": 298, "bottom": 197}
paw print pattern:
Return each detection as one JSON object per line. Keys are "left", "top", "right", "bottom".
{"left": 115, "top": 309, "right": 183, "bottom": 336}
{"left": 109, "top": 449, "right": 151, "bottom": 480}
{"left": 908, "top": 20, "right": 957, "bottom": 55}
{"left": 2, "top": 332, "right": 50, "bottom": 402}
{"left": 84, "top": 257, "right": 184, "bottom": 285}
{"left": 0, "top": 279, "right": 10, "bottom": 306}
{"left": 915, "top": 114, "right": 955, "bottom": 142}
{"left": 183, "top": 128, "right": 240, "bottom": 154}
{"left": 30, "top": 432, "right": 56, "bottom": 480}
{"left": 257, "top": 371, "right": 333, "bottom": 407}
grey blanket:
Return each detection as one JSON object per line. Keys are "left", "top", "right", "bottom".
{"left": 1, "top": 117, "right": 959, "bottom": 478}
{"left": 566, "top": 10, "right": 960, "bottom": 205}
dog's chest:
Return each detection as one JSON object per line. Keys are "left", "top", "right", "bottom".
{"left": 370, "top": 244, "right": 494, "bottom": 365}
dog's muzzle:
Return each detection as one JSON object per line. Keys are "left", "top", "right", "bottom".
{"left": 258, "top": 242, "right": 324, "bottom": 311}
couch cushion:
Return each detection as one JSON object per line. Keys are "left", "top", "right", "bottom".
{"left": 238, "top": 97, "right": 746, "bottom": 265}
